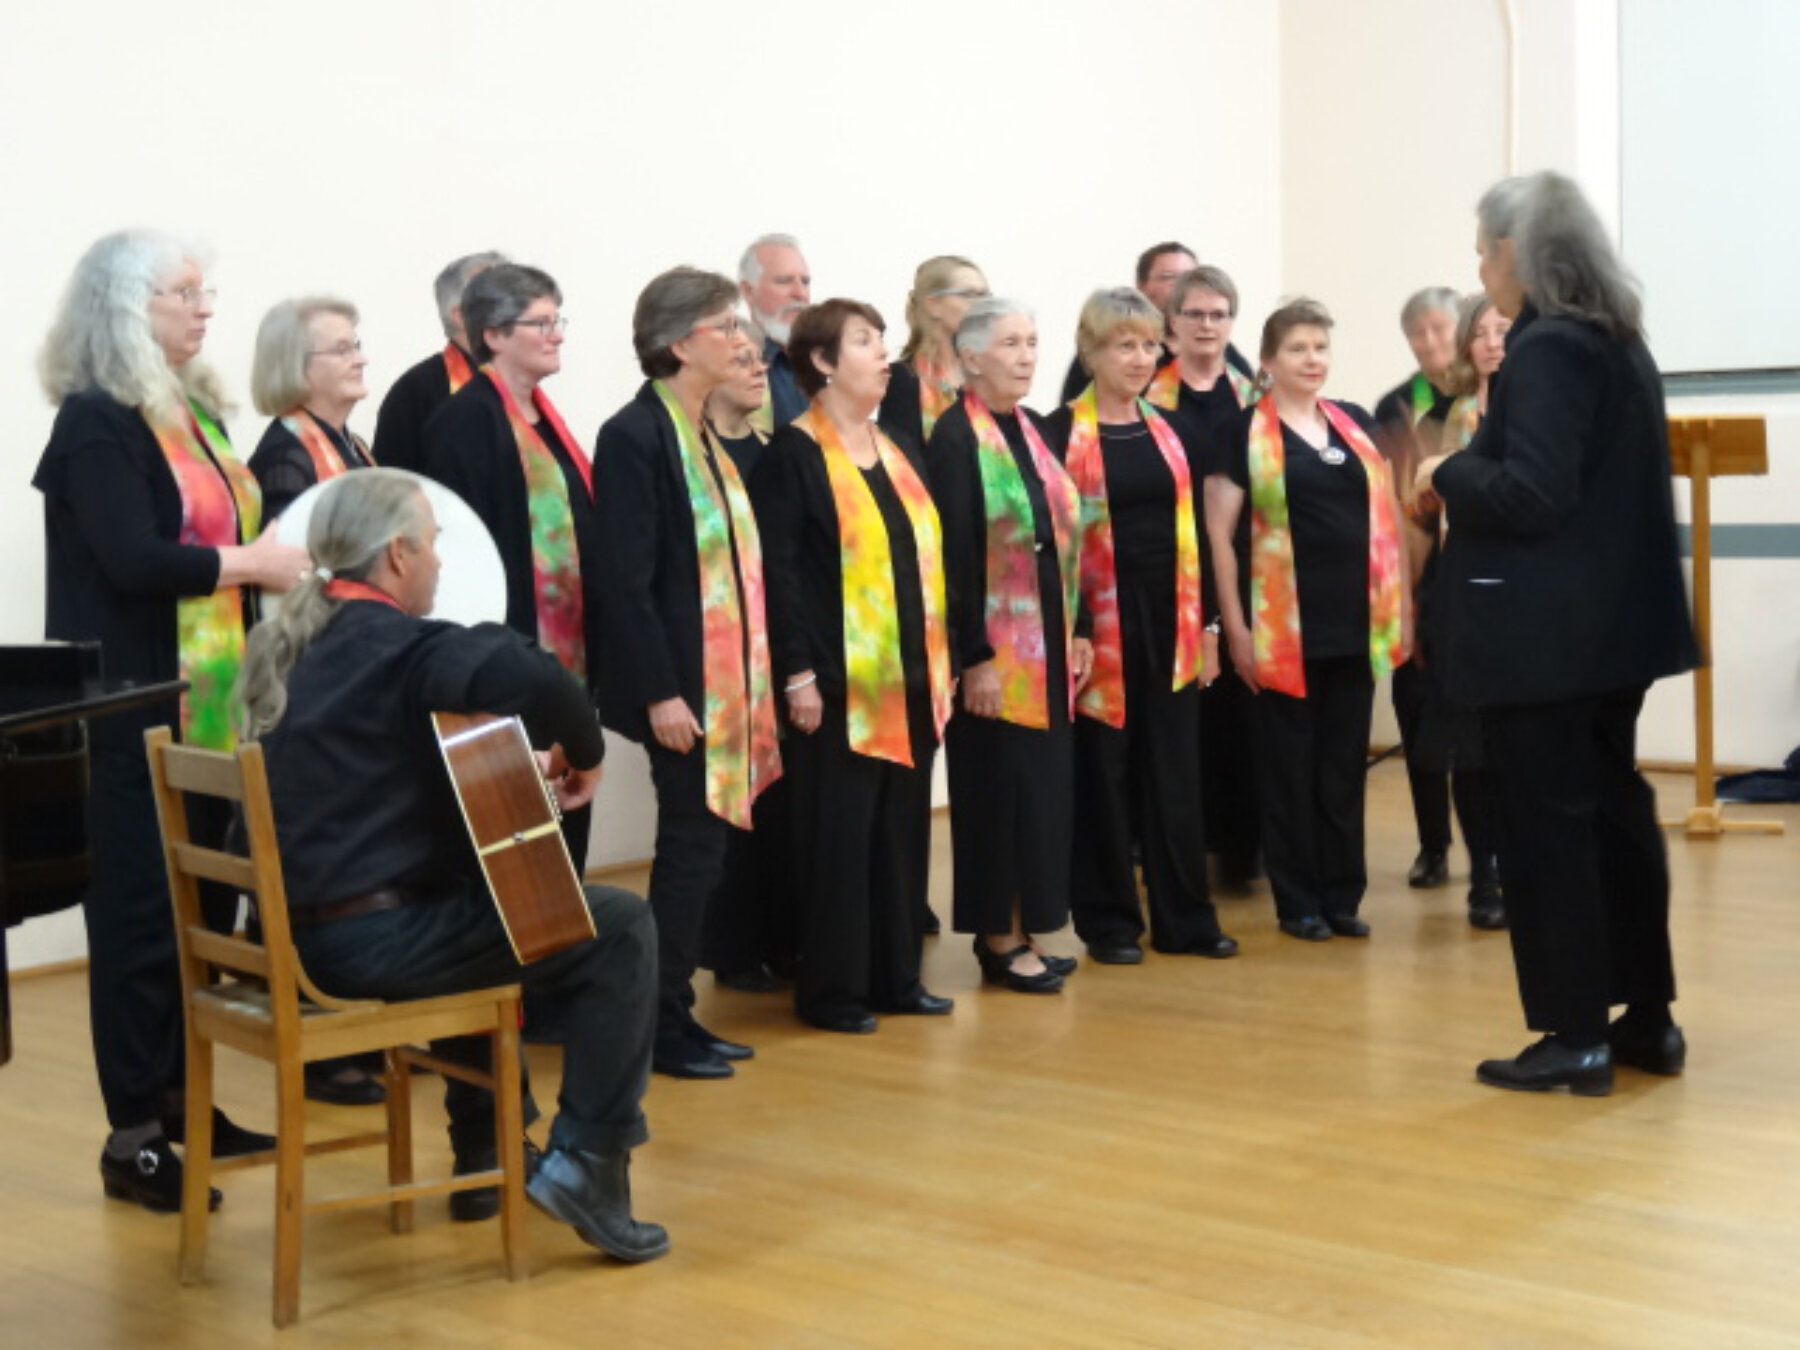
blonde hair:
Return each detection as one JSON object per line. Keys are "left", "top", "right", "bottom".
{"left": 900, "top": 255, "right": 983, "bottom": 363}
{"left": 1442, "top": 293, "right": 1494, "bottom": 398}
{"left": 251, "top": 296, "right": 360, "bottom": 415}
{"left": 1074, "top": 287, "right": 1165, "bottom": 373}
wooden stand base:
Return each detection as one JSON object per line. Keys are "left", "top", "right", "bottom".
{"left": 1663, "top": 802, "right": 1787, "bottom": 838}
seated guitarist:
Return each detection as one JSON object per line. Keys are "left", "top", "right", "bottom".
{"left": 238, "top": 468, "right": 668, "bottom": 1263}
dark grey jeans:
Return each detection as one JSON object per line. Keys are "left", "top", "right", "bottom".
{"left": 294, "top": 882, "right": 655, "bottom": 1157}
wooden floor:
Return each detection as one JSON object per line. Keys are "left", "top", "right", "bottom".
{"left": 4, "top": 765, "right": 1798, "bottom": 1348}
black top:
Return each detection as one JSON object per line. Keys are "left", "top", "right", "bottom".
{"left": 260, "top": 601, "right": 602, "bottom": 914}
{"left": 419, "top": 371, "right": 602, "bottom": 687}
{"left": 876, "top": 359, "right": 948, "bottom": 454}
{"left": 373, "top": 346, "right": 467, "bottom": 473}
{"left": 1059, "top": 343, "right": 1253, "bottom": 406}
{"left": 1372, "top": 373, "right": 1455, "bottom": 474}
{"left": 1432, "top": 305, "right": 1697, "bottom": 706}
{"left": 248, "top": 409, "right": 374, "bottom": 522}
{"left": 32, "top": 390, "right": 236, "bottom": 750}
{"left": 763, "top": 337, "right": 807, "bottom": 430}
{"left": 713, "top": 424, "right": 770, "bottom": 482}
{"left": 1209, "top": 402, "right": 1377, "bottom": 660}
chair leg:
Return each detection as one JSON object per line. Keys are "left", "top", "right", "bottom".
{"left": 386, "top": 1048, "right": 415, "bottom": 1235}
{"left": 272, "top": 1055, "right": 307, "bottom": 1328}
{"left": 178, "top": 1031, "right": 216, "bottom": 1285}
{"left": 494, "top": 1005, "right": 529, "bottom": 1281}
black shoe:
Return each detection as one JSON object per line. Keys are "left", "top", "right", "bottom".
{"left": 713, "top": 964, "right": 787, "bottom": 993}
{"left": 1279, "top": 917, "right": 1332, "bottom": 942}
{"left": 974, "top": 940, "right": 1063, "bottom": 993}
{"left": 163, "top": 1107, "right": 275, "bottom": 1159}
{"left": 1609, "top": 1019, "right": 1686, "bottom": 1076}
{"left": 885, "top": 990, "right": 955, "bottom": 1016}
{"left": 304, "top": 1063, "right": 389, "bottom": 1106}
{"left": 101, "top": 1137, "right": 221, "bottom": 1214}
{"left": 1476, "top": 1037, "right": 1613, "bottom": 1096}
{"left": 1468, "top": 888, "right": 1508, "bottom": 931}
{"left": 526, "top": 1148, "right": 670, "bottom": 1262}
{"left": 799, "top": 1007, "right": 878, "bottom": 1035}
{"left": 1408, "top": 849, "right": 1450, "bottom": 889}
{"left": 450, "top": 1137, "right": 543, "bottom": 1223}
{"left": 686, "top": 1020, "right": 753, "bottom": 1061}
{"left": 1156, "top": 934, "right": 1241, "bottom": 958}
{"left": 1037, "top": 952, "right": 1079, "bottom": 978}
{"left": 1324, "top": 914, "right": 1371, "bottom": 939}
{"left": 652, "top": 1040, "right": 735, "bottom": 1079}
{"left": 921, "top": 910, "right": 942, "bottom": 937}
{"left": 1086, "top": 940, "right": 1144, "bottom": 965}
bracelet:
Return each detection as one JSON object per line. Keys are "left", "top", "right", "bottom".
{"left": 784, "top": 674, "right": 817, "bottom": 694}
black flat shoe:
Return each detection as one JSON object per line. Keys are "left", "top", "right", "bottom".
{"left": 1279, "top": 918, "right": 1332, "bottom": 942}
{"left": 651, "top": 1043, "right": 735, "bottom": 1079}
{"left": 1609, "top": 1019, "right": 1686, "bottom": 1076}
{"left": 713, "top": 964, "right": 787, "bottom": 993}
{"left": 1476, "top": 1037, "right": 1613, "bottom": 1096}
{"left": 164, "top": 1108, "right": 275, "bottom": 1158}
{"left": 686, "top": 1021, "right": 754, "bottom": 1061}
{"left": 1086, "top": 940, "right": 1144, "bottom": 965}
{"left": 304, "top": 1064, "right": 389, "bottom": 1106}
{"left": 1408, "top": 849, "right": 1450, "bottom": 889}
{"left": 1156, "top": 934, "right": 1240, "bottom": 958}
{"left": 799, "top": 1007, "right": 879, "bottom": 1035}
{"left": 973, "top": 940, "right": 1063, "bottom": 994}
{"left": 1324, "top": 914, "right": 1371, "bottom": 938}
{"left": 885, "top": 990, "right": 955, "bottom": 1016}
{"left": 1037, "top": 952, "right": 1078, "bottom": 978}
{"left": 101, "top": 1138, "right": 221, "bottom": 1214}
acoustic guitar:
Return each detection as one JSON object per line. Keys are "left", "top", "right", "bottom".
{"left": 431, "top": 711, "right": 595, "bottom": 963}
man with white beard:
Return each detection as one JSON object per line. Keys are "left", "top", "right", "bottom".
{"left": 737, "top": 233, "right": 811, "bottom": 432}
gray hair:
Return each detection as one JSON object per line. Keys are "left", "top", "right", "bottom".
{"left": 1477, "top": 172, "right": 1643, "bottom": 337}
{"left": 953, "top": 297, "right": 1036, "bottom": 356}
{"left": 38, "top": 228, "right": 230, "bottom": 421}
{"left": 251, "top": 295, "right": 359, "bottom": 415}
{"left": 434, "top": 250, "right": 508, "bottom": 339}
{"left": 633, "top": 266, "right": 740, "bottom": 378}
{"left": 462, "top": 264, "right": 561, "bottom": 363}
{"left": 737, "top": 233, "right": 803, "bottom": 285}
{"left": 1167, "top": 264, "right": 1240, "bottom": 320}
{"left": 1399, "top": 286, "right": 1461, "bottom": 334}
{"left": 1075, "top": 287, "right": 1165, "bottom": 369}
{"left": 236, "top": 468, "right": 432, "bottom": 738}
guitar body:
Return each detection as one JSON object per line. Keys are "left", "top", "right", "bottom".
{"left": 431, "top": 711, "right": 595, "bottom": 963}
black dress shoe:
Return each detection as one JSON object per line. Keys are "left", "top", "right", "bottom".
{"left": 101, "top": 1138, "right": 221, "bottom": 1214}
{"left": 164, "top": 1108, "right": 275, "bottom": 1158}
{"left": 1324, "top": 914, "right": 1371, "bottom": 938}
{"left": 714, "top": 964, "right": 787, "bottom": 993}
{"left": 527, "top": 1147, "right": 670, "bottom": 1262}
{"left": 1467, "top": 889, "right": 1508, "bottom": 931}
{"left": 1408, "top": 849, "right": 1450, "bottom": 889}
{"left": 651, "top": 1042, "right": 735, "bottom": 1079}
{"left": 1609, "top": 1019, "right": 1686, "bottom": 1075}
{"left": 305, "top": 1063, "right": 389, "bottom": 1106}
{"left": 1156, "top": 934, "right": 1240, "bottom": 958}
{"left": 686, "top": 1021, "right": 754, "bottom": 1061}
{"left": 974, "top": 941, "right": 1063, "bottom": 993}
{"left": 450, "top": 1138, "right": 543, "bottom": 1222}
{"left": 886, "top": 990, "right": 955, "bottom": 1016}
{"left": 799, "top": 1007, "right": 879, "bottom": 1035}
{"left": 1086, "top": 940, "right": 1145, "bottom": 965}
{"left": 1476, "top": 1037, "right": 1614, "bottom": 1096}
{"left": 1279, "top": 917, "right": 1332, "bottom": 942}
{"left": 1037, "top": 952, "right": 1079, "bottom": 978}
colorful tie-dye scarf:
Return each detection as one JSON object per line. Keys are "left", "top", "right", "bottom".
{"left": 912, "top": 352, "right": 960, "bottom": 441}
{"left": 279, "top": 408, "right": 372, "bottom": 483}
{"left": 964, "top": 390, "right": 1079, "bottom": 729}
{"left": 796, "top": 405, "right": 951, "bottom": 767}
{"left": 1063, "top": 386, "right": 1203, "bottom": 728}
{"left": 1144, "top": 359, "right": 1257, "bottom": 413}
{"left": 442, "top": 342, "right": 474, "bottom": 395}
{"left": 145, "top": 400, "right": 262, "bottom": 750}
{"left": 653, "top": 383, "right": 782, "bottom": 827}
{"left": 1245, "top": 395, "right": 1404, "bottom": 698}
{"left": 482, "top": 367, "right": 590, "bottom": 679}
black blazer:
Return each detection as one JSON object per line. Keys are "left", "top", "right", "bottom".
{"left": 373, "top": 347, "right": 463, "bottom": 473}
{"left": 419, "top": 372, "right": 602, "bottom": 685}
{"left": 590, "top": 382, "right": 713, "bottom": 743}
{"left": 32, "top": 390, "right": 233, "bottom": 748}
{"left": 1433, "top": 305, "right": 1697, "bottom": 707}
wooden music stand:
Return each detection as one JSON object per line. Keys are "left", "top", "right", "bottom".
{"left": 1663, "top": 415, "right": 1784, "bottom": 838}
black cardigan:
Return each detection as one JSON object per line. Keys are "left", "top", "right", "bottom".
{"left": 1432, "top": 305, "right": 1698, "bottom": 706}
{"left": 373, "top": 347, "right": 464, "bottom": 473}
{"left": 248, "top": 410, "right": 372, "bottom": 522}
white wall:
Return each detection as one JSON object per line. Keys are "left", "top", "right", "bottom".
{"left": 1, "top": 1, "right": 1283, "bottom": 967}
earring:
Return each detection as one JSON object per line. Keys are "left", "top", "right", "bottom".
{"left": 826, "top": 374, "right": 833, "bottom": 385}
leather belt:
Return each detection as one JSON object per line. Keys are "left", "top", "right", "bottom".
{"left": 289, "top": 886, "right": 415, "bottom": 929}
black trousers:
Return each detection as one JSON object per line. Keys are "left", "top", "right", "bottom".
{"left": 1252, "top": 656, "right": 1375, "bottom": 922}
{"left": 1392, "top": 662, "right": 1500, "bottom": 864}
{"left": 645, "top": 744, "right": 733, "bottom": 1044}
{"left": 1201, "top": 637, "right": 1261, "bottom": 875}
{"left": 786, "top": 704, "right": 933, "bottom": 1021}
{"left": 1484, "top": 686, "right": 1676, "bottom": 1044}
{"left": 296, "top": 883, "right": 655, "bottom": 1156}
{"left": 83, "top": 742, "right": 237, "bottom": 1130}
{"left": 700, "top": 772, "right": 798, "bottom": 975}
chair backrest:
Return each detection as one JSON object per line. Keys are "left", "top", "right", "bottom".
{"left": 144, "top": 728, "right": 367, "bottom": 1053}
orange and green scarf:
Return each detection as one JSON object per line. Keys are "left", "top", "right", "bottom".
{"left": 482, "top": 367, "right": 590, "bottom": 679}
{"left": 145, "top": 399, "right": 262, "bottom": 750}
{"left": 797, "top": 404, "right": 951, "bottom": 767}
{"left": 912, "top": 352, "right": 960, "bottom": 442}
{"left": 442, "top": 342, "right": 474, "bottom": 394}
{"left": 1441, "top": 394, "right": 1481, "bottom": 454}
{"left": 654, "top": 383, "right": 782, "bottom": 828}
{"left": 1245, "top": 396, "right": 1404, "bottom": 698}
{"left": 1145, "top": 359, "right": 1256, "bottom": 413}
{"left": 1064, "top": 387, "right": 1203, "bottom": 728}
{"left": 278, "top": 408, "right": 372, "bottom": 482}
{"left": 1404, "top": 370, "right": 1437, "bottom": 427}
{"left": 965, "top": 391, "right": 1080, "bottom": 729}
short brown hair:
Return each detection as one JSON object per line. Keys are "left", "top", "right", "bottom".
{"left": 787, "top": 299, "right": 886, "bottom": 399}
{"left": 1260, "top": 297, "right": 1334, "bottom": 361}
{"left": 1135, "top": 241, "right": 1196, "bottom": 287}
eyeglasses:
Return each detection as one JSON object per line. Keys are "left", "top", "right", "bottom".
{"left": 733, "top": 348, "right": 766, "bottom": 372}
{"left": 307, "top": 340, "right": 364, "bottom": 360}
{"left": 931, "top": 287, "right": 991, "bottom": 301}
{"left": 512, "top": 316, "right": 569, "bottom": 336}
{"left": 1177, "top": 307, "right": 1233, "bottom": 324}
{"left": 690, "top": 315, "right": 742, "bottom": 339}
{"left": 153, "top": 285, "right": 217, "bottom": 308}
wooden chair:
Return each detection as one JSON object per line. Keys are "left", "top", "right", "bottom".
{"left": 144, "top": 727, "right": 529, "bottom": 1327}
